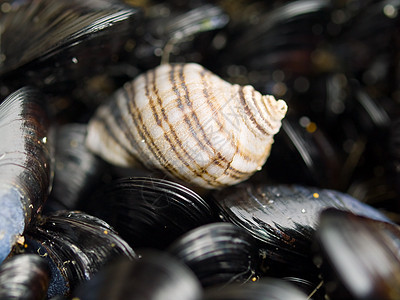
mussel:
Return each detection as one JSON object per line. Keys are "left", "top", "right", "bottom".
{"left": 0, "top": 254, "right": 50, "bottom": 300}
{"left": 315, "top": 208, "right": 400, "bottom": 300}
{"left": 0, "top": 0, "right": 141, "bottom": 102}
{"left": 168, "top": 222, "right": 259, "bottom": 287}
{"left": 23, "top": 211, "right": 137, "bottom": 298}
{"left": 0, "top": 87, "right": 52, "bottom": 263}
{"left": 73, "top": 249, "right": 202, "bottom": 300}
{"left": 45, "top": 123, "right": 107, "bottom": 212}
{"left": 82, "top": 177, "right": 216, "bottom": 249}
{"left": 212, "top": 183, "right": 390, "bottom": 278}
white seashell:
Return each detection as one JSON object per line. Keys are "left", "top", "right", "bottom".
{"left": 86, "top": 63, "right": 287, "bottom": 189}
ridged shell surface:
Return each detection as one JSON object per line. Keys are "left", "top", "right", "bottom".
{"left": 86, "top": 63, "right": 287, "bottom": 188}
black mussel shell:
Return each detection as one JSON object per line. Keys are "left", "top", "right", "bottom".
{"left": 212, "top": 183, "right": 390, "bottom": 278}
{"left": 203, "top": 278, "right": 308, "bottom": 300}
{"left": 82, "top": 177, "right": 216, "bottom": 249}
{"left": 315, "top": 208, "right": 400, "bottom": 300}
{"left": 45, "top": 123, "right": 107, "bottom": 212}
{"left": 0, "top": 87, "right": 52, "bottom": 263}
{"left": 23, "top": 211, "right": 137, "bottom": 298}
{"left": 168, "top": 222, "right": 258, "bottom": 287}
{"left": 73, "top": 249, "right": 202, "bottom": 300}
{"left": 0, "top": 0, "right": 141, "bottom": 90}
{"left": 0, "top": 254, "right": 50, "bottom": 300}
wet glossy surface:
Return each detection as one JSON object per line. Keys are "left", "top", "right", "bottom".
{"left": 24, "top": 211, "right": 137, "bottom": 298}
{"left": 83, "top": 177, "right": 216, "bottom": 249}
{"left": 0, "top": 87, "right": 52, "bottom": 263}
{"left": 0, "top": 254, "right": 50, "bottom": 300}
{"left": 168, "top": 222, "right": 258, "bottom": 287}
{"left": 316, "top": 208, "right": 400, "bottom": 300}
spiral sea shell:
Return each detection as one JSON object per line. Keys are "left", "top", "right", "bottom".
{"left": 86, "top": 63, "right": 287, "bottom": 189}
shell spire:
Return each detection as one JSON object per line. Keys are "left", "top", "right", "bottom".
{"left": 86, "top": 63, "right": 287, "bottom": 189}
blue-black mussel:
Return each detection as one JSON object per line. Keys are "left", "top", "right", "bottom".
{"left": 211, "top": 182, "right": 390, "bottom": 283}
{"left": 73, "top": 249, "right": 202, "bottom": 300}
{"left": 44, "top": 123, "right": 108, "bottom": 212}
{"left": 0, "top": 0, "right": 229, "bottom": 122}
{"left": 0, "top": 254, "right": 50, "bottom": 300}
{"left": 0, "top": 0, "right": 142, "bottom": 115}
{"left": 314, "top": 208, "right": 400, "bottom": 300}
{"left": 0, "top": 87, "right": 53, "bottom": 263}
{"left": 81, "top": 177, "right": 217, "bottom": 249}
{"left": 167, "top": 222, "right": 259, "bottom": 288}
{"left": 21, "top": 211, "right": 137, "bottom": 298}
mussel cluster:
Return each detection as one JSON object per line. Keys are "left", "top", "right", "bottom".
{"left": 0, "top": 0, "right": 399, "bottom": 299}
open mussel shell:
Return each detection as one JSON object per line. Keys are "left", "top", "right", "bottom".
{"left": 0, "top": 87, "right": 52, "bottom": 263}
{"left": 0, "top": 253, "right": 50, "bottom": 300}
{"left": 45, "top": 123, "right": 107, "bottom": 212}
{"left": 314, "top": 208, "right": 400, "bottom": 300}
{"left": 203, "top": 278, "right": 308, "bottom": 300}
{"left": 23, "top": 211, "right": 137, "bottom": 298}
{"left": 82, "top": 177, "right": 216, "bottom": 249}
{"left": 73, "top": 249, "right": 202, "bottom": 300}
{"left": 212, "top": 183, "right": 390, "bottom": 278}
{"left": 167, "top": 222, "right": 258, "bottom": 287}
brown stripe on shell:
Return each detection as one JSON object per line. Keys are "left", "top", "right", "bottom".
{"left": 126, "top": 72, "right": 183, "bottom": 179}
{"left": 167, "top": 64, "right": 224, "bottom": 186}
{"left": 178, "top": 64, "right": 244, "bottom": 178}
{"left": 145, "top": 64, "right": 221, "bottom": 187}
{"left": 249, "top": 88, "right": 275, "bottom": 135}
{"left": 177, "top": 64, "right": 251, "bottom": 183}
{"left": 199, "top": 68, "right": 249, "bottom": 179}
{"left": 238, "top": 86, "right": 268, "bottom": 136}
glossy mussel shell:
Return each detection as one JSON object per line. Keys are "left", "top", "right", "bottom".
{"left": 47, "top": 123, "right": 107, "bottom": 211}
{"left": 0, "top": 254, "right": 50, "bottom": 300}
{"left": 0, "top": 0, "right": 141, "bottom": 86}
{"left": 83, "top": 177, "right": 216, "bottom": 249}
{"left": 168, "top": 222, "right": 258, "bottom": 287}
{"left": 0, "top": 87, "right": 52, "bottom": 263}
{"left": 315, "top": 208, "right": 400, "bottom": 300}
{"left": 212, "top": 183, "right": 389, "bottom": 276}
{"left": 24, "top": 211, "right": 137, "bottom": 298}
{"left": 73, "top": 249, "right": 202, "bottom": 300}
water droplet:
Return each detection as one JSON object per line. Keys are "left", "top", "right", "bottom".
{"left": 72, "top": 57, "right": 78, "bottom": 64}
{"left": 301, "top": 208, "right": 306, "bottom": 213}
{"left": 268, "top": 199, "right": 274, "bottom": 204}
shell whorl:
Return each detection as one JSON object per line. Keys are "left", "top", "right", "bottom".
{"left": 86, "top": 63, "right": 287, "bottom": 189}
